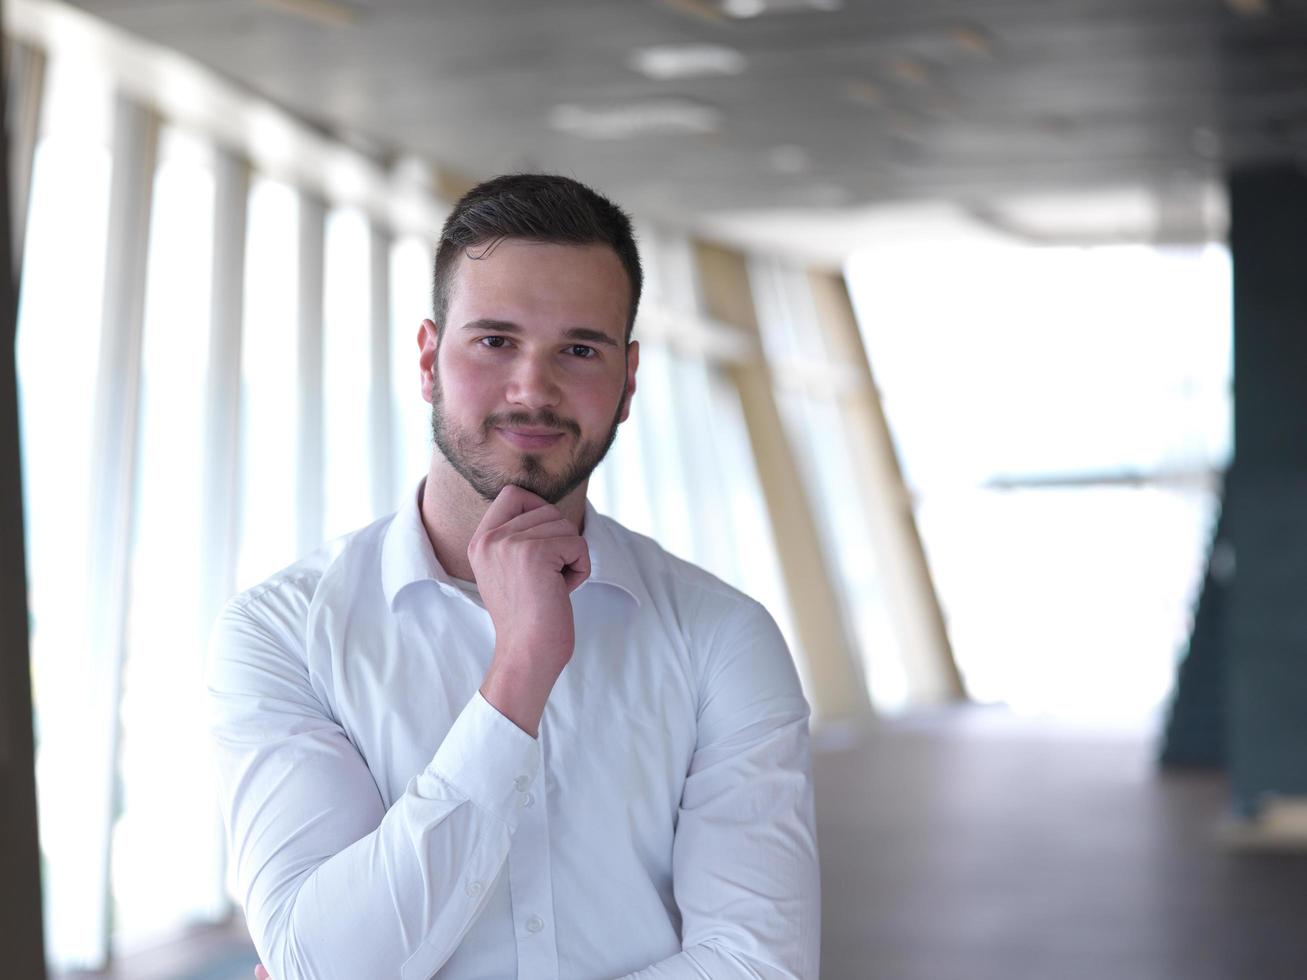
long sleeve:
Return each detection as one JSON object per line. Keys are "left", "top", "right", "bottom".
{"left": 616, "top": 599, "right": 821, "bottom": 980}
{"left": 206, "top": 596, "right": 538, "bottom": 980}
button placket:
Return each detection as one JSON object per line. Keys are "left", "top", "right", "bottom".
{"left": 507, "top": 729, "right": 559, "bottom": 977}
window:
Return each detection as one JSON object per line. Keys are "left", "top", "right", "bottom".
{"left": 113, "top": 125, "right": 226, "bottom": 951}
{"left": 390, "top": 235, "right": 434, "bottom": 496}
{"left": 846, "top": 242, "right": 1231, "bottom": 719}
{"left": 751, "top": 256, "right": 896, "bottom": 708}
{"left": 236, "top": 178, "right": 300, "bottom": 591}
{"left": 17, "top": 55, "right": 114, "bottom": 970}
{"left": 323, "top": 206, "right": 375, "bottom": 539}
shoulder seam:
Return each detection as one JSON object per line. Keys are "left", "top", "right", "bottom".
{"left": 226, "top": 571, "right": 321, "bottom": 613}
{"left": 600, "top": 514, "right": 756, "bottom": 605}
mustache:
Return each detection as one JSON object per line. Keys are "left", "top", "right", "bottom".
{"left": 482, "top": 410, "right": 581, "bottom": 439}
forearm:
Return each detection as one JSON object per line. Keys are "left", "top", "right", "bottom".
{"left": 215, "top": 683, "right": 539, "bottom": 980}
{"left": 479, "top": 648, "right": 564, "bottom": 739}
{"left": 638, "top": 594, "right": 820, "bottom": 980}
{"left": 615, "top": 942, "right": 808, "bottom": 980}
{"left": 256, "top": 781, "right": 510, "bottom": 980}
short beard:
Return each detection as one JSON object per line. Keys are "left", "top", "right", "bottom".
{"left": 430, "top": 364, "right": 625, "bottom": 506}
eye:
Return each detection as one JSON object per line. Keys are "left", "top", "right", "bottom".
{"left": 479, "top": 336, "right": 510, "bottom": 349}
{"left": 568, "top": 345, "right": 597, "bottom": 359}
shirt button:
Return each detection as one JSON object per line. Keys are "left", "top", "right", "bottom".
{"left": 519, "top": 792, "right": 534, "bottom": 808}
{"left": 526, "top": 914, "right": 544, "bottom": 934}
{"left": 466, "top": 880, "right": 484, "bottom": 898}
{"left": 514, "top": 775, "right": 531, "bottom": 792}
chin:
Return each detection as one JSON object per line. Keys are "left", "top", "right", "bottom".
{"left": 510, "top": 478, "right": 568, "bottom": 506}
{"left": 514, "top": 466, "right": 584, "bottom": 506}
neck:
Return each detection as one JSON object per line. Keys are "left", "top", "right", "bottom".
{"left": 419, "top": 455, "right": 589, "bottom": 582}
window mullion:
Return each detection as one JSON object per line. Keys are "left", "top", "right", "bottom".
{"left": 198, "top": 144, "right": 249, "bottom": 921}
{"left": 368, "top": 219, "right": 394, "bottom": 516}
{"left": 5, "top": 37, "right": 45, "bottom": 281}
{"left": 296, "top": 192, "right": 326, "bottom": 553}
{"left": 83, "top": 93, "right": 159, "bottom": 970}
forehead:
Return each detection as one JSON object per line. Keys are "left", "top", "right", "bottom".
{"left": 446, "top": 239, "right": 630, "bottom": 330}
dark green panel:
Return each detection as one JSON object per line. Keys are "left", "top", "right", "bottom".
{"left": 1159, "top": 505, "right": 1227, "bottom": 770}
{"left": 1225, "top": 473, "right": 1307, "bottom": 810}
{"left": 1229, "top": 169, "right": 1307, "bottom": 469}
{"left": 1224, "top": 167, "right": 1307, "bottom": 814}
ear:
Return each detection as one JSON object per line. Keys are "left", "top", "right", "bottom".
{"left": 419, "top": 319, "right": 440, "bottom": 404}
{"left": 618, "top": 339, "right": 639, "bottom": 424}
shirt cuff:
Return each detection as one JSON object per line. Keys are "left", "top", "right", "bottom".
{"left": 424, "top": 691, "right": 542, "bottom": 830}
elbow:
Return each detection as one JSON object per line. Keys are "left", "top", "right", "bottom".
{"left": 690, "top": 939, "right": 817, "bottom": 980}
{"left": 244, "top": 874, "right": 321, "bottom": 980}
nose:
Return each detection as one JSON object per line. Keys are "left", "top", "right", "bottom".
{"left": 506, "top": 351, "right": 562, "bottom": 411}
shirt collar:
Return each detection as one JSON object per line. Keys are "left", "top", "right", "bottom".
{"left": 381, "top": 479, "right": 450, "bottom": 608}
{"left": 579, "top": 498, "right": 644, "bottom": 607}
{"left": 382, "top": 478, "right": 643, "bottom": 609}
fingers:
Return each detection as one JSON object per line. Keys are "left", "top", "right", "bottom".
{"left": 470, "top": 484, "right": 590, "bottom": 593}
{"left": 471, "top": 504, "right": 577, "bottom": 572}
{"left": 504, "top": 517, "right": 577, "bottom": 542}
{"left": 492, "top": 521, "right": 591, "bottom": 589}
{"left": 499, "top": 524, "right": 590, "bottom": 583}
{"left": 254, "top": 966, "right": 270, "bottom": 980}
{"left": 479, "top": 484, "right": 550, "bottom": 532}
{"left": 489, "top": 504, "right": 568, "bottom": 539}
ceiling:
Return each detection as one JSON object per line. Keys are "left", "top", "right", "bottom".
{"left": 60, "top": 0, "right": 1307, "bottom": 244}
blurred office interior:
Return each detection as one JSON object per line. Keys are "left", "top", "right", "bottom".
{"left": 2, "top": 0, "right": 1307, "bottom": 977}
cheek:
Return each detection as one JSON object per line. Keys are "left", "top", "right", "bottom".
{"left": 437, "top": 357, "right": 496, "bottom": 408}
{"left": 576, "top": 375, "right": 627, "bottom": 424}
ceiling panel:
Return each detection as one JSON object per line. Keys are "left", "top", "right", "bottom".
{"left": 58, "top": 0, "right": 1307, "bottom": 233}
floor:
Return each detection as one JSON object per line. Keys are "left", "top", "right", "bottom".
{"left": 68, "top": 706, "right": 1307, "bottom": 980}
{"left": 813, "top": 707, "right": 1307, "bottom": 980}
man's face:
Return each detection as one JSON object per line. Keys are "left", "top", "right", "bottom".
{"left": 419, "top": 239, "right": 638, "bottom": 505}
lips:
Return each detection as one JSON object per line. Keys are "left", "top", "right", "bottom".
{"left": 495, "top": 427, "right": 566, "bottom": 451}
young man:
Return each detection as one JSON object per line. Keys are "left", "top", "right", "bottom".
{"left": 208, "top": 174, "right": 820, "bottom": 980}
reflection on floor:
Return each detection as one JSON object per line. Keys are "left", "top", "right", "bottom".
{"left": 68, "top": 706, "right": 1307, "bottom": 980}
{"left": 55, "top": 918, "right": 259, "bottom": 980}
{"left": 814, "top": 706, "right": 1307, "bottom": 980}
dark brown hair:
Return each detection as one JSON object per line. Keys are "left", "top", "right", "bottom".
{"left": 432, "top": 173, "right": 643, "bottom": 341}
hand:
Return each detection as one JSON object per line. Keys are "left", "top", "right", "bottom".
{"left": 254, "top": 966, "right": 270, "bottom": 979}
{"left": 470, "top": 484, "right": 590, "bottom": 736}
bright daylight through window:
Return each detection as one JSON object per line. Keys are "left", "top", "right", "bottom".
{"left": 847, "top": 242, "right": 1231, "bottom": 721}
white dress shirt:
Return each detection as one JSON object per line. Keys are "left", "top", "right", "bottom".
{"left": 206, "top": 480, "right": 820, "bottom": 980}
